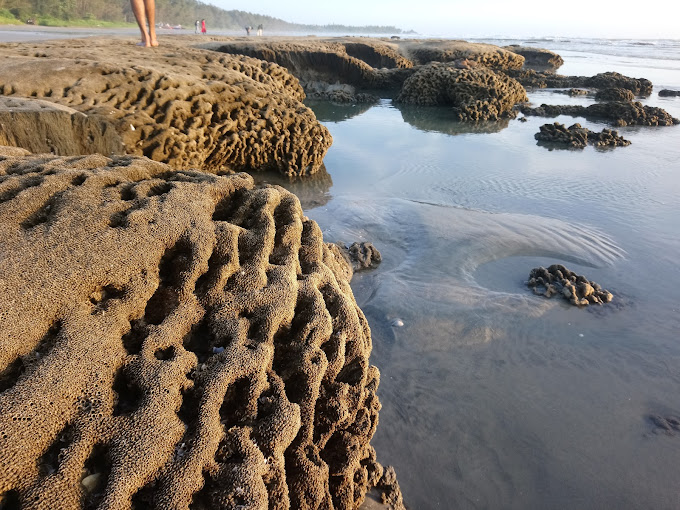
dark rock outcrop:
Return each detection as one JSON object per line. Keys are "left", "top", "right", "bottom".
{"left": 659, "top": 89, "right": 680, "bottom": 97}
{"left": 520, "top": 101, "right": 679, "bottom": 126}
{"left": 595, "top": 88, "right": 635, "bottom": 102}
{"left": 0, "top": 38, "right": 331, "bottom": 177}
{"left": 503, "top": 45, "right": 564, "bottom": 69}
{"left": 0, "top": 151, "right": 398, "bottom": 509}
{"left": 528, "top": 264, "right": 613, "bottom": 306}
{"left": 395, "top": 64, "right": 528, "bottom": 121}
{"left": 505, "top": 70, "right": 653, "bottom": 96}
{"left": 535, "top": 122, "right": 631, "bottom": 148}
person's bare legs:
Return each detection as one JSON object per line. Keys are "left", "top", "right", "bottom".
{"left": 144, "top": 0, "right": 158, "bottom": 47}
{"left": 130, "top": 0, "right": 158, "bottom": 47}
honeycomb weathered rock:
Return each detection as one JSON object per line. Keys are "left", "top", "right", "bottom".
{"left": 0, "top": 151, "right": 394, "bottom": 509}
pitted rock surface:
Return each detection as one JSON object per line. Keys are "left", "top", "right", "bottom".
{"left": 528, "top": 264, "right": 613, "bottom": 306}
{"left": 535, "top": 122, "right": 631, "bottom": 148}
{"left": 520, "top": 101, "right": 679, "bottom": 126}
{"left": 595, "top": 88, "right": 635, "bottom": 102}
{"left": 503, "top": 45, "right": 564, "bottom": 69}
{"left": 399, "top": 40, "right": 525, "bottom": 69}
{"left": 0, "top": 152, "right": 397, "bottom": 509}
{"left": 505, "top": 70, "right": 653, "bottom": 96}
{"left": 0, "top": 38, "right": 331, "bottom": 177}
{"left": 395, "top": 64, "right": 528, "bottom": 121}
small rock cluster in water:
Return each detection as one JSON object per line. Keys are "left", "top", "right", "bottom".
{"left": 527, "top": 264, "right": 613, "bottom": 306}
{"left": 535, "top": 122, "right": 631, "bottom": 148}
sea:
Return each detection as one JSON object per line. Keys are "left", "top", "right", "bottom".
{"left": 265, "top": 37, "right": 680, "bottom": 509}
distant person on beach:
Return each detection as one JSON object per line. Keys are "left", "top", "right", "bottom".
{"left": 245, "top": 26, "right": 251, "bottom": 36}
{"left": 257, "top": 24, "right": 263, "bottom": 36}
{"left": 201, "top": 19, "right": 207, "bottom": 34}
{"left": 130, "top": 0, "right": 158, "bottom": 47}
{"left": 195, "top": 20, "right": 200, "bottom": 34}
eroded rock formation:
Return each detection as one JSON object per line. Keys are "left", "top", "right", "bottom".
{"left": 535, "top": 122, "right": 631, "bottom": 148}
{"left": 0, "top": 38, "right": 331, "bottom": 177}
{"left": 505, "top": 70, "right": 653, "bottom": 96}
{"left": 0, "top": 151, "right": 402, "bottom": 509}
{"left": 207, "top": 39, "right": 408, "bottom": 92}
{"left": 399, "top": 40, "right": 525, "bottom": 69}
{"left": 595, "top": 87, "right": 635, "bottom": 102}
{"left": 503, "top": 45, "right": 564, "bottom": 69}
{"left": 528, "top": 264, "right": 613, "bottom": 306}
{"left": 520, "top": 101, "right": 679, "bottom": 126}
{"left": 395, "top": 64, "right": 528, "bottom": 121}
{"left": 659, "top": 89, "right": 680, "bottom": 97}
{"left": 0, "top": 96, "right": 124, "bottom": 156}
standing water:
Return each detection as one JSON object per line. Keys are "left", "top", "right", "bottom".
{"left": 263, "top": 38, "right": 680, "bottom": 509}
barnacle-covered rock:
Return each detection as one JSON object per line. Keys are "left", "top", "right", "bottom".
{"left": 0, "top": 38, "right": 331, "bottom": 177}
{"left": 528, "top": 264, "right": 613, "bottom": 306}
{"left": 0, "top": 152, "right": 398, "bottom": 509}
{"left": 535, "top": 122, "right": 631, "bottom": 148}
{"left": 395, "top": 64, "right": 527, "bottom": 121}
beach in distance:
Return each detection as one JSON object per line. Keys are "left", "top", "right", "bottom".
{"left": 0, "top": 26, "right": 679, "bottom": 510}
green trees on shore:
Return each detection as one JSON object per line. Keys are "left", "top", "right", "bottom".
{"left": 0, "top": 0, "right": 407, "bottom": 33}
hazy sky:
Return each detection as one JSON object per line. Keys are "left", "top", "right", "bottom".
{"left": 206, "top": 0, "right": 678, "bottom": 39}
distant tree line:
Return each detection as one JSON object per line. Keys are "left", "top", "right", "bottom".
{"left": 0, "top": 0, "right": 408, "bottom": 33}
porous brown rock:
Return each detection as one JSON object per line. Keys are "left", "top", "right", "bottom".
{"left": 528, "top": 264, "right": 613, "bottom": 306}
{"left": 0, "top": 38, "right": 331, "bottom": 177}
{"left": 503, "top": 45, "right": 564, "bottom": 69}
{"left": 505, "top": 70, "right": 653, "bottom": 96}
{"left": 335, "top": 242, "right": 383, "bottom": 273}
{"left": 595, "top": 88, "right": 635, "bottom": 102}
{"left": 395, "top": 63, "right": 528, "bottom": 121}
{"left": 520, "top": 101, "right": 679, "bottom": 126}
{"left": 659, "top": 89, "right": 680, "bottom": 97}
{"left": 535, "top": 122, "right": 631, "bottom": 148}
{"left": 0, "top": 152, "right": 395, "bottom": 509}
{"left": 0, "top": 96, "right": 124, "bottom": 156}
{"left": 209, "top": 39, "right": 383, "bottom": 90}
{"left": 399, "top": 39, "right": 525, "bottom": 69}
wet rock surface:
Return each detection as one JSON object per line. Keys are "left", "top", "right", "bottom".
{"left": 503, "top": 45, "right": 564, "bottom": 69}
{"left": 505, "top": 70, "right": 653, "bottom": 96}
{"left": 659, "top": 89, "right": 680, "bottom": 97}
{"left": 535, "top": 122, "right": 631, "bottom": 148}
{"left": 528, "top": 264, "right": 613, "bottom": 306}
{"left": 595, "top": 87, "right": 635, "bottom": 102}
{"left": 336, "top": 242, "right": 383, "bottom": 273}
{"left": 0, "top": 151, "right": 401, "bottom": 509}
{"left": 0, "top": 38, "right": 331, "bottom": 177}
{"left": 520, "top": 101, "right": 679, "bottom": 126}
{"left": 395, "top": 64, "right": 528, "bottom": 121}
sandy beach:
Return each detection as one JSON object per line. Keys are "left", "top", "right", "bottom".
{"left": 1, "top": 26, "right": 680, "bottom": 509}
